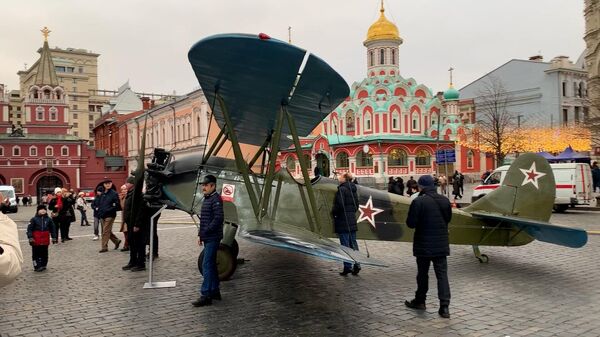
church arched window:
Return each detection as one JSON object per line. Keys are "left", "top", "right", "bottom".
{"left": 380, "top": 49, "right": 385, "bottom": 65}
{"left": 346, "top": 111, "right": 355, "bottom": 131}
{"left": 415, "top": 149, "right": 431, "bottom": 166}
{"left": 391, "top": 49, "right": 395, "bottom": 65}
{"left": 388, "top": 148, "right": 407, "bottom": 166}
{"left": 467, "top": 150, "right": 474, "bottom": 169}
{"left": 412, "top": 113, "right": 420, "bottom": 131}
{"left": 369, "top": 51, "right": 374, "bottom": 67}
{"left": 392, "top": 111, "right": 400, "bottom": 130}
{"left": 364, "top": 113, "right": 372, "bottom": 131}
{"left": 336, "top": 151, "right": 349, "bottom": 168}
{"left": 356, "top": 150, "right": 373, "bottom": 167}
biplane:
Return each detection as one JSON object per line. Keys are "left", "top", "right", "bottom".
{"left": 140, "top": 33, "right": 588, "bottom": 280}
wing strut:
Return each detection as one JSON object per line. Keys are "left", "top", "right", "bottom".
{"left": 284, "top": 107, "right": 322, "bottom": 234}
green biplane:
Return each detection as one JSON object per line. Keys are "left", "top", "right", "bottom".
{"left": 141, "top": 33, "right": 587, "bottom": 280}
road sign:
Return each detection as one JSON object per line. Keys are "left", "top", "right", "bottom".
{"left": 436, "top": 149, "right": 456, "bottom": 164}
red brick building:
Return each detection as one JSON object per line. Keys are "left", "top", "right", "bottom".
{"left": 0, "top": 34, "right": 127, "bottom": 202}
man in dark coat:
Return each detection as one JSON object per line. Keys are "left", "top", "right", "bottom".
{"left": 96, "top": 178, "right": 122, "bottom": 253}
{"left": 121, "top": 177, "right": 147, "bottom": 271}
{"left": 192, "top": 174, "right": 224, "bottom": 307}
{"left": 405, "top": 175, "right": 452, "bottom": 318}
{"left": 332, "top": 172, "right": 360, "bottom": 276}
{"left": 395, "top": 177, "right": 405, "bottom": 195}
{"left": 406, "top": 176, "right": 417, "bottom": 196}
{"left": 592, "top": 161, "right": 600, "bottom": 193}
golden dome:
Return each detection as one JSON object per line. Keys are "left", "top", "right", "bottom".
{"left": 365, "top": 1, "right": 402, "bottom": 44}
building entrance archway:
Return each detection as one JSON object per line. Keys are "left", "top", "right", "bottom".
{"left": 37, "top": 175, "right": 63, "bottom": 204}
{"left": 315, "top": 153, "right": 330, "bottom": 177}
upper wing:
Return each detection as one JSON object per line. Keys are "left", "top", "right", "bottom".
{"left": 470, "top": 211, "right": 588, "bottom": 248}
{"left": 187, "top": 33, "right": 349, "bottom": 148}
{"left": 238, "top": 220, "right": 387, "bottom": 267}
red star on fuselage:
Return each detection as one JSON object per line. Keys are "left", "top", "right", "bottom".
{"left": 358, "top": 196, "right": 384, "bottom": 228}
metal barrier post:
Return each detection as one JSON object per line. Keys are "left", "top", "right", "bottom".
{"left": 143, "top": 204, "right": 176, "bottom": 289}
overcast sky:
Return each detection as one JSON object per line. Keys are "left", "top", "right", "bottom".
{"left": 0, "top": 0, "right": 586, "bottom": 96}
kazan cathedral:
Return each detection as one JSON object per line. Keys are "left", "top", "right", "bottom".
{"left": 278, "top": 3, "right": 494, "bottom": 185}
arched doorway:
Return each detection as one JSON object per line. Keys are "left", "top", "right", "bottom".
{"left": 37, "top": 175, "right": 63, "bottom": 204}
{"left": 315, "top": 153, "right": 330, "bottom": 177}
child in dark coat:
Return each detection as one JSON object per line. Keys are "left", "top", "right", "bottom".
{"left": 26, "top": 205, "right": 57, "bottom": 272}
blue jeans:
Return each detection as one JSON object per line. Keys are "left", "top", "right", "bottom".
{"left": 339, "top": 231, "right": 359, "bottom": 271}
{"left": 200, "top": 240, "right": 220, "bottom": 297}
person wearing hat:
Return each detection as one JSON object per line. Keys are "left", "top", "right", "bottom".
{"left": 192, "top": 174, "right": 224, "bottom": 307}
{"left": 26, "top": 205, "right": 58, "bottom": 271}
{"left": 76, "top": 191, "right": 90, "bottom": 227}
{"left": 96, "top": 177, "right": 122, "bottom": 253}
{"left": 404, "top": 175, "right": 452, "bottom": 319}
{"left": 48, "top": 187, "right": 76, "bottom": 242}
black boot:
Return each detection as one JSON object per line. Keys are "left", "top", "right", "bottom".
{"left": 122, "top": 264, "right": 134, "bottom": 270}
{"left": 192, "top": 296, "right": 212, "bottom": 307}
{"left": 404, "top": 299, "right": 426, "bottom": 310}
{"left": 352, "top": 264, "right": 361, "bottom": 275}
{"left": 339, "top": 269, "right": 351, "bottom": 276}
{"left": 438, "top": 305, "right": 450, "bottom": 318}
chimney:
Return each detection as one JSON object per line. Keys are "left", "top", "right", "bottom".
{"left": 141, "top": 97, "right": 150, "bottom": 110}
{"left": 529, "top": 55, "right": 543, "bottom": 62}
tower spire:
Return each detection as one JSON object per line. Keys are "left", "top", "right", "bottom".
{"left": 380, "top": 0, "right": 384, "bottom": 13}
{"left": 34, "top": 27, "right": 59, "bottom": 86}
{"left": 448, "top": 67, "right": 454, "bottom": 87}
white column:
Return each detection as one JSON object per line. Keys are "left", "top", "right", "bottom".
{"left": 76, "top": 168, "right": 81, "bottom": 188}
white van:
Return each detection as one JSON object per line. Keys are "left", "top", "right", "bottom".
{"left": 472, "top": 163, "right": 594, "bottom": 212}
{"left": 0, "top": 185, "right": 18, "bottom": 213}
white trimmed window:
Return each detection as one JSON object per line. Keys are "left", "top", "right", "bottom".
{"left": 49, "top": 107, "right": 58, "bottom": 121}
{"left": 364, "top": 113, "right": 372, "bottom": 131}
{"left": 412, "top": 113, "right": 420, "bottom": 131}
{"left": 30, "top": 146, "right": 37, "bottom": 157}
{"left": 0, "top": 146, "right": 3, "bottom": 156}
{"left": 36, "top": 106, "right": 44, "bottom": 121}
{"left": 61, "top": 146, "right": 69, "bottom": 156}
{"left": 392, "top": 111, "right": 400, "bottom": 130}
{"left": 12, "top": 146, "right": 21, "bottom": 156}
{"left": 46, "top": 146, "right": 53, "bottom": 156}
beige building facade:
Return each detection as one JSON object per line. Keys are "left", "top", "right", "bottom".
{"left": 585, "top": 0, "right": 600, "bottom": 159}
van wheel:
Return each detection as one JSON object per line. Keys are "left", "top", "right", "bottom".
{"left": 553, "top": 204, "right": 569, "bottom": 213}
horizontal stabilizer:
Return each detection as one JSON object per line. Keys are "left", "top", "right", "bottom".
{"left": 471, "top": 211, "right": 588, "bottom": 248}
{"left": 238, "top": 223, "right": 387, "bottom": 267}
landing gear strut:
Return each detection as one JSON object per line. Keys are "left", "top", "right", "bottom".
{"left": 472, "top": 245, "right": 489, "bottom": 263}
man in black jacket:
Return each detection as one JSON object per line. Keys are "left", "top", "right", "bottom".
{"left": 405, "top": 175, "right": 452, "bottom": 318}
{"left": 332, "top": 172, "right": 360, "bottom": 276}
{"left": 121, "top": 177, "right": 147, "bottom": 271}
{"left": 192, "top": 174, "right": 224, "bottom": 307}
{"left": 96, "top": 178, "right": 122, "bottom": 253}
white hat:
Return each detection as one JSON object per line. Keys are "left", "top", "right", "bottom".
{"left": 54, "top": 187, "right": 63, "bottom": 194}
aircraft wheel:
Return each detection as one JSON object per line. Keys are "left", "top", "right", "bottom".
{"left": 197, "top": 244, "right": 238, "bottom": 281}
{"left": 477, "top": 254, "right": 489, "bottom": 263}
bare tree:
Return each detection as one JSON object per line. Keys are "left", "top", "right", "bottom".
{"left": 474, "top": 76, "right": 516, "bottom": 166}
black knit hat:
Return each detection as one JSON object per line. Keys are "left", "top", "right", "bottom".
{"left": 37, "top": 205, "right": 47, "bottom": 211}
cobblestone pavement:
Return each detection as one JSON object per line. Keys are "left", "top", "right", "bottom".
{"left": 1, "top": 208, "right": 599, "bottom": 337}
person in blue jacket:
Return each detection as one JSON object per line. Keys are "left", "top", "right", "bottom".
{"left": 192, "top": 174, "right": 224, "bottom": 307}
{"left": 27, "top": 205, "right": 57, "bottom": 272}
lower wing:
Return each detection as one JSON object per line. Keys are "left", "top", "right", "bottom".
{"left": 238, "top": 220, "right": 387, "bottom": 267}
{"left": 470, "top": 211, "right": 588, "bottom": 248}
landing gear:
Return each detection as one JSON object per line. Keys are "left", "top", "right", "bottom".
{"left": 198, "top": 240, "right": 239, "bottom": 281}
{"left": 472, "top": 245, "right": 489, "bottom": 263}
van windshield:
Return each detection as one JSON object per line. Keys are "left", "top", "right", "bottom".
{"left": 0, "top": 189, "right": 15, "bottom": 198}
{"left": 484, "top": 171, "right": 501, "bottom": 185}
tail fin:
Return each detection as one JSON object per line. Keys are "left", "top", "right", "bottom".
{"left": 464, "top": 153, "right": 555, "bottom": 222}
